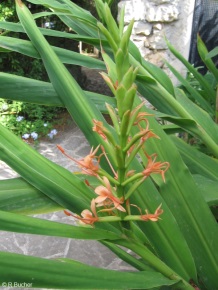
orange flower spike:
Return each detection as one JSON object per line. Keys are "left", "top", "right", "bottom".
{"left": 141, "top": 204, "right": 163, "bottom": 222}
{"left": 94, "top": 177, "right": 126, "bottom": 212}
{"left": 142, "top": 152, "right": 170, "bottom": 182}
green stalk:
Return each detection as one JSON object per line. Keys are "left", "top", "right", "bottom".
{"left": 116, "top": 239, "right": 195, "bottom": 290}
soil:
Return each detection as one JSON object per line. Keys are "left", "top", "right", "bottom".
{"left": 81, "top": 67, "right": 113, "bottom": 97}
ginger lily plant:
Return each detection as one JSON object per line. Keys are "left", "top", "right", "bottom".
{"left": 0, "top": 0, "right": 217, "bottom": 289}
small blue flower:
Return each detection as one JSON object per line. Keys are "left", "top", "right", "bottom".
{"left": 31, "top": 132, "right": 38, "bottom": 140}
{"left": 47, "top": 132, "right": 54, "bottom": 139}
{"left": 22, "top": 133, "right": 30, "bottom": 140}
{"left": 50, "top": 129, "right": 58, "bottom": 135}
{"left": 48, "top": 129, "right": 58, "bottom": 139}
{"left": 16, "top": 116, "right": 24, "bottom": 122}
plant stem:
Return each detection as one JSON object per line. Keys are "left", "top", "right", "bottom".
{"left": 116, "top": 239, "right": 195, "bottom": 290}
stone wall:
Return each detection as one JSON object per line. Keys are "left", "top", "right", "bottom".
{"left": 118, "top": 0, "right": 195, "bottom": 79}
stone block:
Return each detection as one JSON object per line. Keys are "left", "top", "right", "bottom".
{"left": 118, "top": 0, "right": 146, "bottom": 23}
{"left": 133, "top": 21, "right": 152, "bottom": 35}
{"left": 146, "top": 4, "right": 179, "bottom": 22}
{"left": 150, "top": 0, "right": 171, "bottom": 4}
{"left": 144, "top": 29, "right": 167, "bottom": 50}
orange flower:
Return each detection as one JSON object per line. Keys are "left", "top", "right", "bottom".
{"left": 93, "top": 119, "right": 108, "bottom": 141}
{"left": 141, "top": 204, "right": 163, "bottom": 222}
{"left": 57, "top": 145, "right": 100, "bottom": 176}
{"left": 79, "top": 199, "right": 99, "bottom": 225}
{"left": 94, "top": 177, "right": 126, "bottom": 212}
{"left": 142, "top": 152, "right": 170, "bottom": 182}
{"left": 68, "top": 199, "right": 99, "bottom": 226}
{"left": 78, "top": 146, "right": 100, "bottom": 176}
{"left": 134, "top": 112, "right": 151, "bottom": 129}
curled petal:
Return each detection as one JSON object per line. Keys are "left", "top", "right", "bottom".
{"left": 94, "top": 177, "right": 126, "bottom": 212}
{"left": 142, "top": 153, "right": 170, "bottom": 182}
{"left": 67, "top": 199, "right": 99, "bottom": 226}
{"left": 141, "top": 205, "right": 163, "bottom": 222}
{"left": 57, "top": 145, "right": 100, "bottom": 176}
{"left": 93, "top": 119, "right": 108, "bottom": 141}
{"left": 95, "top": 195, "right": 108, "bottom": 204}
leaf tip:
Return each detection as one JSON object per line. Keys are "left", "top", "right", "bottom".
{"left": 16, "top": 0, "right": 23, "bottom": 7}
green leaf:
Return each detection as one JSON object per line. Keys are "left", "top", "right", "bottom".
{"left": 0, "top": 210, "right": 120, "bottom": 241}
{"left": 165, "top": 60, "right": 213, "bottom": 114}
{"left": 0, "top": 21, "right": 107, "bottom": 47}
{"left": 0, "top": 178, "right": 62, "bottom": 215}
{"left": 0, "top": 123, "right": 91, "bottom": 214}
{"left": 125, "top": 128, "right": 198, "bottom": 281}
{"left": 15, "top": 0, "right": 108, "bottom": 149}
{"left": 140, "top": 57, "right": 175, "bottom": 96}
{"left": 0, "top": 72, "right": 63, "bottom": 106}
{"left": 206, "top": 47, "right": 218, "bottom": 59}
{"left": 197, "top": 35, "right": 218, "bottom": 82}
{"left": 166, "top": 38, "right": 215, "bottom": 101}
{"left": 0, "top": 73, "right": 116, "bottom": 112}
{"left": 0, "top": 252, "right": 178, "bottom": 289}
{"left": 102, "top": 241, "right": 154, "bottom": 271}
{"left": 193, "top": 174, "right": 218, "bottom": 206}
{"left": 136, "top": 99, "right": 218, "bottom": 288}
{"left": 174, "top": 89, "right": 218, "bottom": 152}
{"left": 171, "top": 135, "right": 218, "bottom": 181}
{"left": 0, "top": 36, "right": 105, "bottom": 69}
{"left": 28, "top": 0, "right": 97, "bottom": 26}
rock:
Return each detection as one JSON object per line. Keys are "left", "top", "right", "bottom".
{"left": 118, "top": 0, "right": 146, "bottom": 23}
{"left": 146, "top": 51, "right": 166, "bottom": 67}
{"left": 150, "top": 0, "right": 171, "bottom": 4}
{"left": 133, "top": 21, "right": 152, "bottom": 35}
{"left": 144, "top": 29, "right": 167, "bottom": 50}
{"left": 145, "top": 4, "right": 179, "bottom": 22}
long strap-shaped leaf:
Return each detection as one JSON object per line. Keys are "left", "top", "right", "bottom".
{"left": 132, "top": 57, "right": 218, "bottom": 157}
{"left": 171, "top": 135, "right": 218, "bottom": 181}
{"left": 0, "top": 73, "right": 116, "bottom": 112}
{"left": 15, "top": 0, "right": 109, "bottom": 149}
{"left": 0, "top": 178, "right": 62, "bottom": 215}
{"left": 166, "top": 39, "right": 216, "bottom": 102}
{"left": 0, "top": 210, "right": 120, "bottom": 241}
{"left": 0, "top": 21, "right": 107, "bottom": 47}
{"left": 165, "top": 61, "right": 213, "bottom": 114}
{"left": 0, "top": 122, "right": 91, "bottom": 213}
{"left": 0, "top": 252, "right": 178, "bottom": 289}
{"left": 0, "top": 36, "right": 105, "bottom": 70}
{"left": 135, "top": 97, "right": 218, "bottom": 289}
